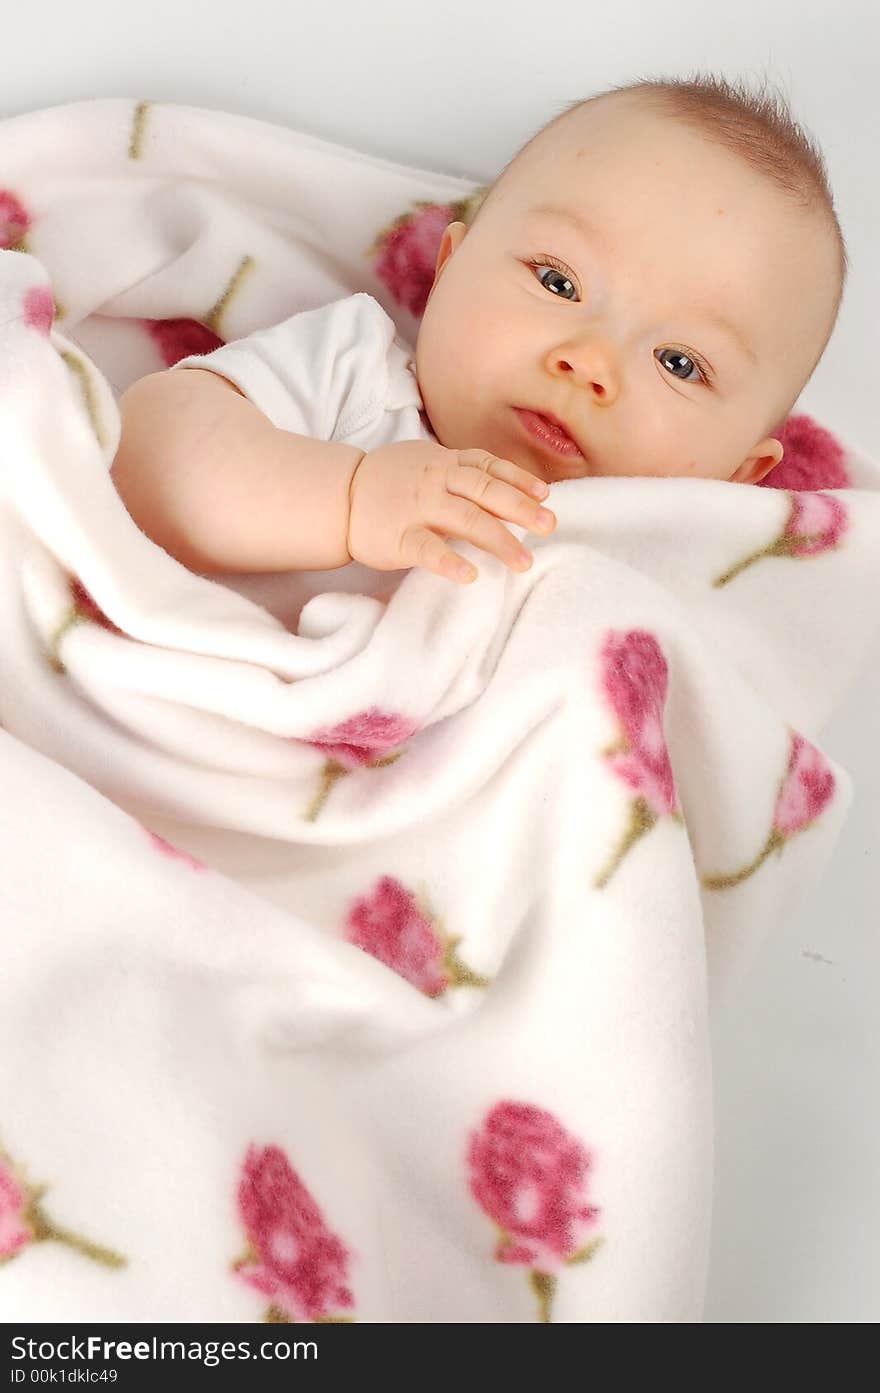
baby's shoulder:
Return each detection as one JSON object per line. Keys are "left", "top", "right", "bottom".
{"left": 258, "top": 290, "right": 395, "bottom": 351}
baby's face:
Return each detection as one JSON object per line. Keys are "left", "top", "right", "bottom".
{"left": 415, "top": 95, "right": 837, "bottom": 485}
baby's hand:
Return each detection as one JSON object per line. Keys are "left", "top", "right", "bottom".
{"left": 345, "top": 440, "right": 556, "bottom": 583}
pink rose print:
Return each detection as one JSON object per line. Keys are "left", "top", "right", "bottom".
{"left": 702, "top": 730, "right": 836, "bottom": 890}
{"left": 232, "top": 1144, "right": 356, "bottom": 1323}
{"left": 22, "top": 283, "right": 54, "bottom": 334}
{"left": 467, "top": 1101, "right": 604, "bottom": 1323}
{"left": 367, "top": 202, "right": 453, "bottom": 318}
{"left": 68, "top": 576, "right": 123, "bottom": 633}
{"left": 785, "top": 491, "right": 849, "bottom": 556}
{"left": 143, "top": 317, "right": 224, "bottom": 368}
{"left": 46, "top": 575, "right": 125, "bottom": 673}
{"left": 345, "top": 875, "right": 489, "bottom": 996}
{"left": 303, "top": 708, "right": 419, "bottom": 769}
{"left": 0, "top": 189, "right": 31, "bottom": 249}
{"left": 144, "top": 828, "right": 206, "bottom": 870}
{"left": 759, "top": 414, "right": 851, "bottom": 492}
{"left": 714, "top": 489, "right": 848, "bottom": 586}
{"left": 595, "top": 629, "right": 682, "bottom": 888}
{"left": 0, "top": 1141, "right": 125, "bottom": 1268}
{"left": 773, "top": 733, "right": 836, "bottom": 835}
{"left": 365, "top": 188, "right": 488, "bottom": 318}
{"left": 300, "top": 708, "right": 420, "bottom": 822}
{"left": 0, "top": 1160, "right": 30, "bottom": 1261}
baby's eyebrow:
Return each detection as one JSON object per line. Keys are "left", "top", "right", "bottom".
{"left": 529, "top": 200, "right": 604, "bottom": 246}
{"left": 697, "top": 307, "right": 758, "bottom": 366}
{"left": 527, "top": 203, "right": 759, "bottom": 366}
{"left": 530, "top": 202, "right": 606, "bottom": 247}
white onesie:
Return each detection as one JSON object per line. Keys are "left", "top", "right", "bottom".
{"left": 170, "top": 291, "right": 433, "bottom": 454}
{"left": 168, "top": 292, "right": 434, "bottom": 621}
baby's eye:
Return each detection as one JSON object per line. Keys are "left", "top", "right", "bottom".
{"left": 654, "top": 347, "right": 712, "bottom": 387}
{"left": 527, "top": 257, "right": 713, "bottom": 388}
{"left": 528, "top": 256, "right": 579, "bottom": 301}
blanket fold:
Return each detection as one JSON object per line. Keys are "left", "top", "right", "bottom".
{"left": 0, "top": 98, "right": 878, "bottom": 1323}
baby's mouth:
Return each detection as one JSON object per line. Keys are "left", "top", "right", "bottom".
{"left": 513, "top": 407, "right": 586, "bottom": 461}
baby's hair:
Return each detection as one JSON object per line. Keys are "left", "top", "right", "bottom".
{"left": 466, "top": 71, "right": 848, "bottom": 418}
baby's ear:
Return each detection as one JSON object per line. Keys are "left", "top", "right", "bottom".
{"left": 433, "top": 221, "right": 467, "bottom": 278}
{"left": 734, "top": 437, "right": 784, "bottom": 484}
{"left": 425, "top": 222, "right": 467, "bottom": 310}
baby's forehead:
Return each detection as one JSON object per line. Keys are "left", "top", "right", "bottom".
{"left": 511, "top": 151, "right": 803, "bottom": 251}
{"left": 516, "top": 101, "right": 769, "bottom": 200}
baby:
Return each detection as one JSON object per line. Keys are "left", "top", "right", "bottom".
{"left": 111, "top": 78, "right": 845, "bottom": 587}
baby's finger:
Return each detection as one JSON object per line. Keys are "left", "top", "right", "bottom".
{"left": 423, "top": 494, "right": 535, "bottom": 575}
{"left": 400, "top": 525, "right": 480, "bottom": 584}
{"left": 452, "top": 451, "right": 556, "bottom": 537}
{"left": 458, "top": 448, "right": 550, "bottom": 500}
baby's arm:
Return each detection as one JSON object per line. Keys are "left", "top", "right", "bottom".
{"left": 110, "top": 367, "right": 365, "bottom": 574}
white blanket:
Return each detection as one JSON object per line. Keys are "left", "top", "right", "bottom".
{"left": 1, "top": 98, "right": 878, "bottom": 1324}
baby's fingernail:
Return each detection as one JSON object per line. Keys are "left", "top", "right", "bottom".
{"left": 457, "top": 560, "right": 476, "bottom": 581}
{"left": 532, "top": 480, "right": 549, "bottom": 498}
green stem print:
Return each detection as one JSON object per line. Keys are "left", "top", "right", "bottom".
{"left": 713, "top": 491, "right": 848, "bottom": 587}
{"left": 27, "top": 1200, "right": 126, "bottom": 1267}
{"left": 303, "top": 749, "right": 403, "bottom": 822}
{"left": 530, "top": 1269, "right": 556, "bottom": 1323}
{"left": 714, "top": 533, "right": 812, "bottom": 586}
{"left": 413, "top": 881, "right": 491, "bottom": 992}
{"left": 0, "top": 1142, "right": 126, "bottom": 1270}
{"left": 529, "top": 1238, "right": 606, "bottom": 1322}
{"left": 700, "top": 730, "right": 835, "bottom": 890}
{"left": 701, "top": 826, "right": 785, "bottom": 889}
{"left": 593, "top": 795, "right": 658, "bottom": 889}
{"left": 264, "top": 1304, "right": 353, "bottom": 1323}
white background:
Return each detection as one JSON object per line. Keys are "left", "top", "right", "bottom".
{"left": 3, "top": 0, "right": 878, "bottom": 1321}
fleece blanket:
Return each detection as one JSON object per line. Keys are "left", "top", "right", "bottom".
{"left": 0, "top": 98, "right": 879, "bottom": 1325}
